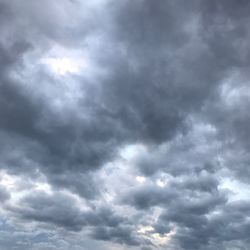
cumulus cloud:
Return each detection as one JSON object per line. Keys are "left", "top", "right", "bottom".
{"left": 0, "top": 0, "right": 250, "bottom": 249}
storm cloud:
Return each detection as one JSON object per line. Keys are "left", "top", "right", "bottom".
{"left": 1, "top": 0, "right": 250, "bottom": 249}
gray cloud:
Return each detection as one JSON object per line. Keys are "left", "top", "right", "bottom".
{"left": 1, "top": 0, "right": 250, "bottom": 249}
{"left": 5, "top": 190, "right": 143, "bottom": 247}
{"left": 0, "top": 186, "right": 9, "bottom": 203}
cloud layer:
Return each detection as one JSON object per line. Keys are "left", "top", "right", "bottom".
{"left": 1, "top": 0, "right": 250, "bottom": 249}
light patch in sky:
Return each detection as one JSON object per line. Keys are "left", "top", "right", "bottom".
{"left": 137, "top": 225, "right": 176, "bottom": 246}
{"left": 219, "top": 177, "right": 250, "bottom": 202}
{"left": 120, "top": 144, "right": 147, "bottom": 161}
{"left": 41, "top": 45, "right": 90, "bottom": 77}
{"left": 220, "top": 75, "right": 250, "bottom": 109}
{"left": 44, "top": 57, "right": 80, "bottom": 75}
{"left": 35, "top": 182, "right": 52, "bottom": 194}
{"left": 155, "top": 174, "right": 172, "bottom": 188}
{"left": 151, "top": 229, "right": 176, "bottom": 245}
{"left": 136, "top": 176, "right": 146, "bottom": 184}
{"left": 137, "top": 225, "right": 154, "bottom": 234}
{"left": 156, "top": 179, "right": 165, "bottom": 188}
{"left": 0, "top": 171, "right": 30, "bottom": 204}
{"left": 0, "top": 171, "right": 15, "bottom": 190}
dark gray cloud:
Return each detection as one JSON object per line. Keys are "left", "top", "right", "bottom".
{"left": 5, "top": 190, "right": 142, "bottom": 247}
{"left": 0, "top": 186, "right": 9, "bottom": 203}
{"left": 1, "top": 0, "right": 250, "bottom": 249}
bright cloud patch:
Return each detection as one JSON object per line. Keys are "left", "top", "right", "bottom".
{"left": 44, "top": 57, "right": 80, "bottom": 75}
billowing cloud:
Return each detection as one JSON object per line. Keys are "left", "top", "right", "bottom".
{"left": 1, "top": 0, "right": 250, "bottom": 249}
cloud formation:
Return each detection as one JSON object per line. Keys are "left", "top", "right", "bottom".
{"left": 1, "top": 0, "right": 250, "bottom": 249}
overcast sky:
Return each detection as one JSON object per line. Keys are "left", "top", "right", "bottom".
{"left": 1, "top": 0, "right": 250, "bottom": 249}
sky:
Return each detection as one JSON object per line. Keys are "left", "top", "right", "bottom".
{"left": 1, "top": 0, "right": 250, "bottom": 249}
